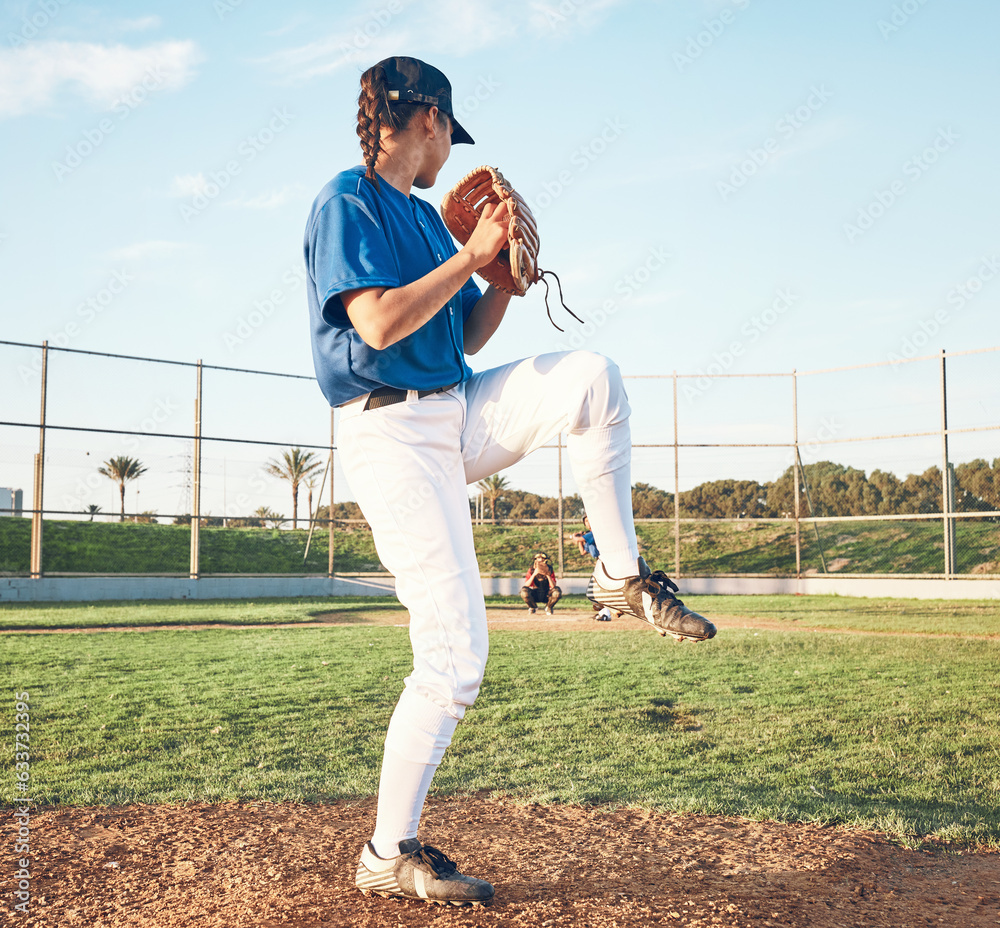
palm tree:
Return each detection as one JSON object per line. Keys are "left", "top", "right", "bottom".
{"left": 476, "top": 474, "right": 509, "bottom": 523}
{"left": 98, "top": 456, "right": 148, "bottom": 522}
{"left": 305, "top": 476, "right": 318, "bottom": 528}
{"left": 85, "top": 504, "right": 102, "bottom": 522}
{"left": 263, "top": 447, "right": 323, "bottom": 529}
{"left": 253, "top": 506, "right": 286, "bottom": 529}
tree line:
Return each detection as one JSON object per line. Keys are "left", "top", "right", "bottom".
{"left": 468, "top": 458, "right": 1000, "bottom": 522}
{"left": 88, "top": 451, "right": 1000, "bottom": 526}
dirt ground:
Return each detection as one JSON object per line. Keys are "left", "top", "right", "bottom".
{"left": 10, "top": 796, "right": 1000, "bottom": 928}
{"left": 7, "top": 607, "right": 1000, "bottom": 927}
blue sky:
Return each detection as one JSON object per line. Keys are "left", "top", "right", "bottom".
{"left": 1, "top": 0, "right": 998, "bottom": 520}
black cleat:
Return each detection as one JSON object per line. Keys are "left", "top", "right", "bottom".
{"left": 587, "top": 558, "right": 716, "bottom": 642}
{"left": 356, "top": 839, "right": 494, "bottom": 907}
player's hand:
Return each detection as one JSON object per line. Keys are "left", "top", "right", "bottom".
{"left": 462, "top": 201, "right": 510, "bottom": 269}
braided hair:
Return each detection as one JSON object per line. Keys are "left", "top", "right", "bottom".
{"left": 357, "top": 64, "right": 445, "bottom": 191}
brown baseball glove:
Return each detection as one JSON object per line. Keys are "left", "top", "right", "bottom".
{"left": 440, "top": 165, "right": 582, "bottom": 330}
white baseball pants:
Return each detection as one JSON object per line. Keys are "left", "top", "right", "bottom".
{"left": 337, "top": 350, "right": 638, "bottom": 852}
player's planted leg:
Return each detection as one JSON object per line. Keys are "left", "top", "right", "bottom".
{"left": 587, "top": 558, "right": 716, "bottom": 642}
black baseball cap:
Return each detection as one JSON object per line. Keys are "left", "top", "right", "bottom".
{"left": 376, "top": 56, "right": 475, "bottom": 145}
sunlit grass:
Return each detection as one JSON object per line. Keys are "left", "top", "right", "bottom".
{"left": 3, "top": 616, "right": 998, "bottom": 847}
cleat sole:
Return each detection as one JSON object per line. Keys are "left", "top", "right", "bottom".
{"left": 358, "top": 887, "right": 491, "bottom": 907}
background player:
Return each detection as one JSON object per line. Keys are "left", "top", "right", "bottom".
{"left": 303, "top": 55, "right": 716, "bottom": 908}
{"left": 520, "top": 551, "right": 562, "bottom": 614}
{"left": 572, "top": 514, "right": 613, "bottom": 621}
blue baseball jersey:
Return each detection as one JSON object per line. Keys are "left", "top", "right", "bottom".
{"left": 582, "top": 530, "right": 599, "bottom": 559}
{"left": 304, "top": 166, "right": 482, "bottom": 407}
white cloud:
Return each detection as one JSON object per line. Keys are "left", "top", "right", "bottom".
{"left": 766, "top": 116, "right": 854, "bottom": 170}
{"left": 0, "top": 40, "right": 203, "bottom": 118}
{"left": 227, "top": 185, "right": 310, "bottom": 210}
{"left": 527, "top": 0, "right": 627, "bottom": 38}
{"left": 253, "top": 28, "right": 407, "bottom": 84}
{"left": 118, "top": 16, "right": 163, "bottom": 32}
{"left": 107, "top": 240, "right": 189, "bottom": 261}
{"left": 264, "top": 14, "right": 311, "bottom": 38}
{"left": 256, "top": 0, "right": 624, "bottom": 84}
{"left": 168, "top": 179, "right": 309, "bottom": 210}
{"left": 169, "top": 173, "right": 209, "bottom": 198}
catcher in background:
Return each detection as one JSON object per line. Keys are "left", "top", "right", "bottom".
{"left": 303, "top": 55, "right": 716, "bottom": 908}
{"left": 572, "top": 514, "right": 613, "bottom": 621}
{"left": 520, "top": 552, "right": 562, "bottom": 614}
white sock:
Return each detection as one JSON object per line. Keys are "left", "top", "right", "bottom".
{"left": 593, "top": 557, "right": 631, "bottom": 589}
{"left": 369, "top": 688, "right": 460, "bottom": 860}
{"left": 370, "top": 748, "right": 438, "bottom": 859}
{"left": 569, "top": 422, "right": 640, "bottom": 578}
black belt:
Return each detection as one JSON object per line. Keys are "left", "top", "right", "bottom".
{"left": 363, "top": 383, "right": 458, "bottom": 411}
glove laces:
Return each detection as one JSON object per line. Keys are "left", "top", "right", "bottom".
{"left": 539, "top": 269, "right": 585, "bottom": 332}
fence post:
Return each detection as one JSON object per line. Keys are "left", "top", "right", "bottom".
{"left": 29, "top": 340, "right": 48, "bottom": 579}
{"left": 672, "top": 370, "right": 681, "bottom": 577}
{"left": 792, "top": 369, "right": 801, "bottom": 579}
{"left": 940, "top": 349, "right": 955, "bottom": 578}
{"left": 328, "top": 407, "right": 335, "bottom": 580}
{"left": 557, "top": 431, "right": 564, "bottom": 577}
{"left": 190, "top": 360, "right": 203, "bottom": 580}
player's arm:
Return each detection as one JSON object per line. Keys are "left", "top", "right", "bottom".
{"left": 342, "top": 204, "right": 509, "bottom": 350}
{"left": 463, "top": 285, "right": 513, "bottom": 355}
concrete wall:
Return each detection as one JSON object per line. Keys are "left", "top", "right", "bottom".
{"left": 673, "top": 575, "right": 1000, "bottom": 600}
{"left": 0, "top": 575, "right": 396, "bottom": 602}
{"left": 2, "top": 573, "right": 998, "bottom": 602}
{"left": 508, "top": 575, "right": 1000, "bottom": 599}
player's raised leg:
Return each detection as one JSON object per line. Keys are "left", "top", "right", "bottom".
{"left": 462, "top": 350, "right": 715, "bottom": 643}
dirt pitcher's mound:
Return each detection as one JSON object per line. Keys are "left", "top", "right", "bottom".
{"left": 11, "top": 796, "right": 999, "bottom": 928}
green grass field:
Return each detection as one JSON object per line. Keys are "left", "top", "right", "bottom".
{"left": 2, "top": 595, "right": 999, "bottom": 848}
{"left": 2, "top": 516, "right": 998, "bottom": 575}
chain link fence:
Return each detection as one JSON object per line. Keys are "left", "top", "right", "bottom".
{"left": 1, "top": 339, "right": 998, "bottom": 582}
